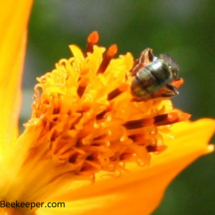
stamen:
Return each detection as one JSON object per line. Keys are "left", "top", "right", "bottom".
{"left": 108, "top": 83, "right": 129, "bottom": 100}
{"left": 108, "top": 88, "right": 122, "bottom": 101}
{"left": 86, "top": 31, "right": 99, "bottom": 54}
{"left": 123, "top": 118, "right": 153, "bottom": 129}
{"left": 77, "top": 86, "right": 86, "bottom": 97}
{"left": 154, "top": 112, "right": 191, "bottom": 126}
{"left": 97, "top": 44, "right": 118, "bottom": 74}
{"left": 128, "top": 135, "right": 138, "bottom": 142}
{"left": 77, "top": 77, "right": 89, "bottom": 97}
{"left": 146, "top": 144, "right": 167, "bottom": 152}
{"left": 96, "top": 110, "right": 108, "bottom": 120}
{"left": 124, "top": 112, "right": 190, "bottom": 130}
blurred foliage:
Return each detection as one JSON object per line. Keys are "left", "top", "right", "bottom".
{"left": 21, "top": 0, "right": 215, "bottom": 214}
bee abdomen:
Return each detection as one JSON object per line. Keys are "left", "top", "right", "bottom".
{"left": 131, "top": 67, "right": 158, "bottom": 99}
{"left": 147, "top": 61, "right": 171, "bottom": 86}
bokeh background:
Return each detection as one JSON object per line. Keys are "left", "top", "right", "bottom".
{"left": 21, "top": 1, "right": 215, "bottom": 214}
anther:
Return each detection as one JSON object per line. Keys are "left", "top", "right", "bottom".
{"left": 107, "top": 83, "right": 130, "bottom": 100}
{"left": 77, "top": 78, "right": 89, "bottom": 97}
{"left": 171, "top": 78, "right": 184, "bottom": 88}
{"left": 97, "top": 44, "right": 118, "bottom": 74}
{"left": 146, "top": 144, "right": 167, "bottom": 152}
{"left": 123, "top": 118, "right": 153, "bottom": 129}
{"left": 154, "top": 112, "right": 191, "bottom": 126}
{"left": 86, "top": 31, "right": 99, "bottom": 54}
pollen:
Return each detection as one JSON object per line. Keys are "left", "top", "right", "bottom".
{"left": 25, "top": 32, "right": 190, "bottom": 180}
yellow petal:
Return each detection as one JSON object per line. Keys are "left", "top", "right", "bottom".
{"left": 0, "top": 1, "right": 33, "bottom": 151}
{"left": 37, "top": 119, "right": 215, "bottom": 215}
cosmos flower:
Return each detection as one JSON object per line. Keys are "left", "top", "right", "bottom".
{"left": 0, "top": 1, "right": 214, "bottom": 215}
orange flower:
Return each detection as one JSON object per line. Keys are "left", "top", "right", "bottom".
{"left": 0, "top": 2, "right": 214, "bottom": 215}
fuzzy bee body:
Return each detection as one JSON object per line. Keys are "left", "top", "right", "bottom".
{"left": 131, "top": 48, "right": 183, "bottom": 100}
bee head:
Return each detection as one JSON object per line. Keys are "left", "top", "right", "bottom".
{"left": 159, "top": 54, "right": 179, "bottom": 79}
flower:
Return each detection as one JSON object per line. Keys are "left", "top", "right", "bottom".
{"left": 0, "top": 1, "right": 214, "bottom": 215}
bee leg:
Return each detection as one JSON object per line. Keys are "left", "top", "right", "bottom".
{"left": 152, "top": 84, "right": 178, "bottom": 98}
{"left": 160, "top": 84, "right": 179, "bottom": 97}
{"left": 139, "top": 48, "right": 154, "bottom": 64}
{"left": 131, "top": 59, "right": 142, "bottom": 76}
{"left": 130, "top": 48, "right": 154, "bottom": 76}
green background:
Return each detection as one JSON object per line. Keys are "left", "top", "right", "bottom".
{"left": 21, "top": 1, "right": 215, "bottom": 214}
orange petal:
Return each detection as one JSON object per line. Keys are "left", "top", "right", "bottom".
{"left": 0, "top": 1, "right": 33, "bottom": 148}
{"left": 37, "top": 119, "right": 215, "bottom": 215}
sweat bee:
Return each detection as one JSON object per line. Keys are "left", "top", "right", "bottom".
{"left": 131, "top": 48, "right": 183, "bottom": 100}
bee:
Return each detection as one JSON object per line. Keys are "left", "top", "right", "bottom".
{"left": 131, "top": 48, "right": 183, "bottom": 100}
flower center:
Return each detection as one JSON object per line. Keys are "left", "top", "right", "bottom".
{"left": 25, "top": 32, "right": 190, "bottom": 180}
